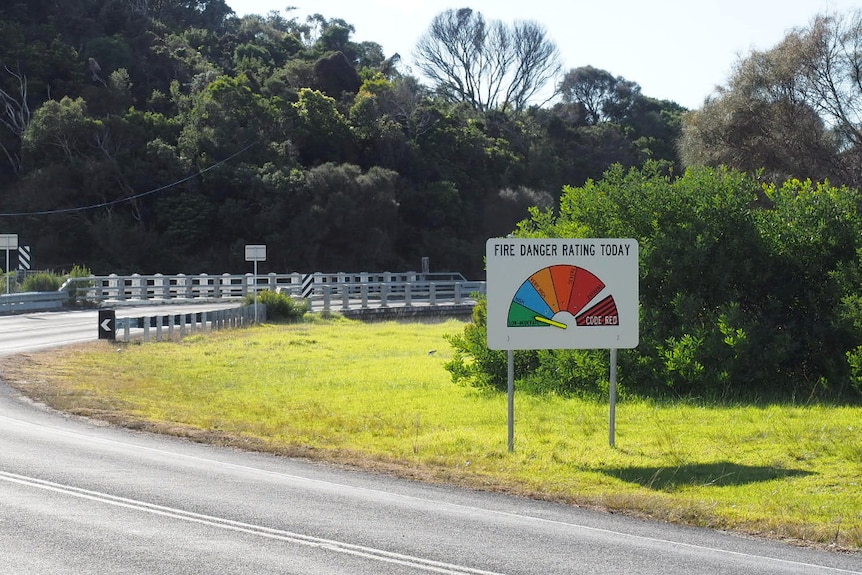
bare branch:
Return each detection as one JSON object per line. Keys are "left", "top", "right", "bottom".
{"left": 0, "top": 64, "right": 30, "bottom": 174}
{"left": 414, "top": 9, "right": 560, "bottom": 112}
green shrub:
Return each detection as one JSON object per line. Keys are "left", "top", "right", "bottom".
{"left": 62, "top": 264, "right": 94, "bottom": 302}
{"left": 245, "top": 290, "right": 308, "bottom": 322}
{"left": 22, "top": 271, "right": 62, "bottom": 292}
{"left": 449, "top": 163, "right": 862, "bottom": 401}
{"left": 444, "top": 297, "right": 538, "bottom": 391}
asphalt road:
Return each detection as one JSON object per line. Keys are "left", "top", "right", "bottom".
{"left": 1, "top": 308, "right": 860, "bottom": 574}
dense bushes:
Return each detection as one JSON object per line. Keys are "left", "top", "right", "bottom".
{"left": 447, "top": 163, "right": 862, "bottom": 401}
{"left": 245, "top": 290, "right": 308, "bottom": 322}
{"left": 21, "top": 271, "right": 62, "bottom": 292}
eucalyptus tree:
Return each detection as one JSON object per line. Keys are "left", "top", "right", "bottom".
{"left": 557, "top": 66, "right": 642, "bottom": 125}
{"left": 680, "top": 9, "right": 862, "bottom": 188}
{"left": 414, "top": 8, "right": 561, "bottom": 112}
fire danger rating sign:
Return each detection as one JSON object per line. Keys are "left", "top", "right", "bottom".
{"left": 486, "top": 238, "right": 639, "bottom": 350}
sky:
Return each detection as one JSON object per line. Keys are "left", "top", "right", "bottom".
{"left": 225, "top": 0, "right": 859, "bottom": 109}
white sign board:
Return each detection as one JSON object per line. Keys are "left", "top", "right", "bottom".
{"left": 486, "top": 238, "right": 639, "bottom": 350}
{"left": 245, "top": 244, "right": 266, "bottom": 262}
{"left": 0, "top": 234, "right": 18, "bottom": 250}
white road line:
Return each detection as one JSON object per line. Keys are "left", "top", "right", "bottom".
{"left": 0, "top": 470, "right": 505, "bottom": 575}
{"left": 1, "top": 413, "right": 859, "bottom": 574}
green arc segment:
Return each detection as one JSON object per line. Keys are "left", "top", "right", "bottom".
{"left": 507, "top": 301, "right": 550, "bottom": 327}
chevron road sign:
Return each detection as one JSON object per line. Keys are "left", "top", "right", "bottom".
{"left": 18, "top": 245, "right": 30, "bottom": 271}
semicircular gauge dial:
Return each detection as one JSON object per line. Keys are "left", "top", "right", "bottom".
{"left": 507, "top": 265, "right": 619, "bottom": 328}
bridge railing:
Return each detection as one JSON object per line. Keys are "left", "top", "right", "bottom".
{"left": 306, "top": 280, "right": 485, "bottom": 314}
{"left": 59, "top": 273, "right": 304, "bottom": 301}
{"left": 57, "top": 272, "right": 486, "bottom": 313}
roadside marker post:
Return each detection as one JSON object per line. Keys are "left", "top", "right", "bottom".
{"left": 98, "top": 309, "right": 116, "bottom": 340}
{"left": 245, "top": 245, "right": 266, "bottom": 323}
{"left": 486, "top": 238, "right": 639, "bottom": 450}
{"left": 18, "top": 245, "right": 30, "bottom": 271}
{"left": 0, "top": 234, "right": 18, "bottom": 295}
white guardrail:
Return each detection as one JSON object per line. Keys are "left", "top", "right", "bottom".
{"left": 111, "top": 305, "right": 265, "bottom": 343}
{"left": 53, "top": 271, "right": 486, "bottom": 315}
{"left": 0, "top": 291, "right": 70, "bottom": 313}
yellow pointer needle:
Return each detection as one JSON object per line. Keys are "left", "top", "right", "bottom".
{"left": 534, "top": 316, "right": 567, "bottom": 329}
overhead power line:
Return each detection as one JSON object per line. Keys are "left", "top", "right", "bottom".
{"left": 0, "top": 140, "right": 258, "bottom": 217}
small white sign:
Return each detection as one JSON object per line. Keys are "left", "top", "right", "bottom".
{"left": 486, "top": 238, "right": 639, "bottom": 350}
{"left": 245, "top": 244, "right": 266, "bottom": 262}
{"left": 0, "top": 234, "right": 18, "bottom": 250}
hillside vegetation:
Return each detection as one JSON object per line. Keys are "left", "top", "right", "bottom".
{"left": 0, "top": 1, "right": 683, "bottom": 276}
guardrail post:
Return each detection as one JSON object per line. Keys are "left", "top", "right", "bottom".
{"left": 151, "top": 273, "right": 162, "bottom": 299}
{"left": 127, "top": 274, "right": 139, "bottom": 300}
{"left": 380, "top": 282, "right": 388, "bottom": 308}
{"left": 323, "top": 285, "right": 331, "bottom": 314}
{"left": 405, "top": 283, "right": 412, "bottom": 307}
{"left": 341, "top": 284, "right": 350, "bottom": 311}
{"left": 455, "top": 283, "right": 462, "bottom": 305}
{"left": 107, "top": 274, "right": 122, "bottom": 301}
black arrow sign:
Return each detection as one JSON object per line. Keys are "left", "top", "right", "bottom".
{"left": 98, "top": 309, "right": 116, "bottom": 340}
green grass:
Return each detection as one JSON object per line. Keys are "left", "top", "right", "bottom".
{"left": 9, "top": 316, "right": 862, "bottom": 550}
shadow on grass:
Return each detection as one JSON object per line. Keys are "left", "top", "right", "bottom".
{"left": 598, "top": 461, "right": 813, "bottom": 490}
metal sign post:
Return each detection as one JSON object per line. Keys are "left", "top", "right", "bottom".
{"left": 0, "top": 234, "right": 18, "bottom": 295}
{"left": 486, "top": 238, "right": 639, "bottom": 450}
{"left": 609, "top": 348, "right": 618, "bottom": 447}
{"left": 507, "top": 350, "right": 515, "bottom": 452}
{"left": 245, "top": 245, "right": 266, "bottom": 323}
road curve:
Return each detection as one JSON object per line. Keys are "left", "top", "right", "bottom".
{"left": 1, "top": 309, "right": 860, "bottom": 574}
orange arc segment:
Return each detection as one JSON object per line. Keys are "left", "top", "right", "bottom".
{"left": 528, "top": 267, "right": 560, "bottom": 313}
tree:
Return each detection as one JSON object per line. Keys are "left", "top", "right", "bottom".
{"left": 0, "top": 64, "right": 29, "bottom": 175}
{"left": 291, "top": 87, "right": 357, "bottom": 165}
{"left": 22, "top": 96, "right": 99, "bottom": 164}
{"left": 679, "top": 10, "right": 862, "bottom": 188}
{"left": 414, "top": 8, "right": 560, "bottom": 113}
{"left": 557, "top": 66, "right": 640, "bottom": 125}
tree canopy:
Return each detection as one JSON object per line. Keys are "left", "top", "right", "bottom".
{"left": 0, "top": 0, "right": 684, "bottom": 276}
{"left": 680, "top": 10, "right": 862, "bottom": 189}
{"left": 414, "top": 8, "right": 561, "bottom": 113}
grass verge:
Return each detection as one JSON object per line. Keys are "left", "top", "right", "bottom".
{"left": 2, "top": 316, "right": 861, "bottom": 551}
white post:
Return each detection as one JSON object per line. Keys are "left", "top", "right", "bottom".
{"left": 508, "top": 349, "right": 515, "bottom": 453}
{"left": 609, "top": 348, "right": 618, "bottom": 447}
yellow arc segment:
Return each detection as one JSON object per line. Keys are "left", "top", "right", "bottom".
{"left": 534, "top": 316, "right": 567, "bottom": 329}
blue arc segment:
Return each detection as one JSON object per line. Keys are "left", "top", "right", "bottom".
{"left": 513, "top": 280, "right": 555, "bottom": 319}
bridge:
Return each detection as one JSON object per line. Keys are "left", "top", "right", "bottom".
{"left": 1, "top": 271, "right": 486, "bottom": 317}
